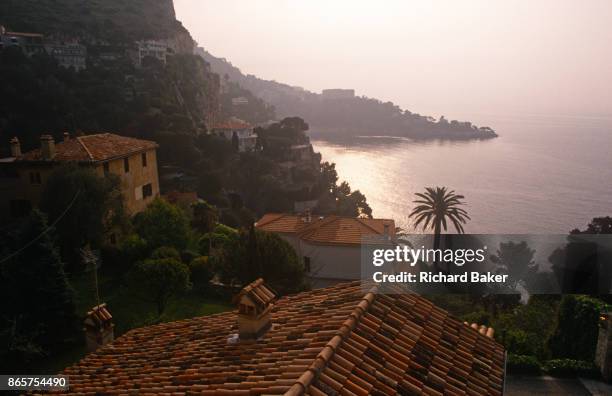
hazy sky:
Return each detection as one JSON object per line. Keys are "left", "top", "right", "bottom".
{"left": 174, "top": 0, "right": 612, "bottom": 119}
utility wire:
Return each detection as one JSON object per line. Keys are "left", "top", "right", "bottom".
{"left": 0, "top": 190, "right": 81, "bottom": 264}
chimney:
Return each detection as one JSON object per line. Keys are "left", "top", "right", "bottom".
{"left": 83, "top": 303, "right": 114, "bottom": 352}
{"left": 384, "top": 223, "right": 390, "bottom": 237}
{"left": 596, "top": 311, "right": 612, "bottom": 381}
{"left": 63, "top": 132, "right": 70, "bottom": 142}
{"left": 305, "top": 209, "right": 312, "bottom": 223}
{"left": 40, "top": 134, "right": 56, "bottom": 160}
{"left": 234, "top": 278, "right": 276, "bottom": 339}
{"left": 10, "top": 137, "right": 21, "bottom": 157}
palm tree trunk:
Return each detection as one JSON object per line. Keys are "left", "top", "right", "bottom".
{"left": 433, "top": 220, "right": 441, "bottom": 272}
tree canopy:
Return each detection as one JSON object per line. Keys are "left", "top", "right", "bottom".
{"left": 134, "top": 198, "right": 191, "bottom": 251}
{"left": 40, "top": 164, "right": 125, "bottom": 270}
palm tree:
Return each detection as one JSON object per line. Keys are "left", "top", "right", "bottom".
{"left": 409, "top": 187, "right": 470, "bottom": 250}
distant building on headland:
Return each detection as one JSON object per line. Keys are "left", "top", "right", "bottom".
{"left": 135, "top": 39, "right": 172, "bottom": 66}
{"left": 231, "top": 96, "right": 249, "bottom": 106}
{"left": 0, "top": 133, "right": 160, "bottom": 221}
{"left": 321, "top": 88, "right": 355, "bottom": 99}
{"left": 0, "top": 24, "right": 195, "bottom": 70}
{"left": 211, "top": 119, "right": 257, "bottom": 152}
{"left": 46, "top": 41, "right": 87, "bottom": 71}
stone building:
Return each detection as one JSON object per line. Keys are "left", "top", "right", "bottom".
{"left": 0, "top": 133, "right": 160, "bottom": 221}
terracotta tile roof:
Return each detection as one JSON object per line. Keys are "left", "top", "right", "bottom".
{"left": 256, "top": 214, "right": 396, "bottom": 245}
{"left": 465, "top": 322, "right": 496, "bottom": 339}
{"left": 213, "top": 120, "right": 253, "bottom": 130}
{"left": 256, "top": 213, "right": 311, "bottom": 234}
{"left": 55, "top": 282, "right": 505, "bottom": 395}
{"left": 17, "top": 133, "right": 158, "bottom": 163}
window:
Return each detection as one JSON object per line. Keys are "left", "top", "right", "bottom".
{"left": 103, "top": 162, "right": 110, "bottom": 175}
{"left": 141, "top": 152, "right": 147, "bottom": 167}
{"left": 123, "top": 157, "right": 130, "bottom": 173}
{"left": 29, "top": 172, "right": 41, "bottom": 184}
{"left": 142, "top": 183, "right": 153, "bottom": 198}
{"left": 304, "top": 256, "right": 311, "bottom": 273}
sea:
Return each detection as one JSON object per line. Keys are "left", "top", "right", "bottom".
{"left": 311, "top": 112, "right": 612, "bottom": 234}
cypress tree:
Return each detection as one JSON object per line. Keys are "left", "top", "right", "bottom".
{"left": 2, "top": 210, "right": 79, "bottom": 354}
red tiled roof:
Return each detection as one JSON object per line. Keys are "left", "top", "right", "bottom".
{"left": 56, "top": 282, "right": 505, "bottom": 395}
{"left": 17, "top": 133, "right": 158, "bottom": 163}
{"left": 213, "top": 120, "right": 253, "bottom": 130}
{"left": 256, "top": 213, "right": 311, "bottom": 234}
{"left": 256, "top": 214, "right": 396, "bottom": 245}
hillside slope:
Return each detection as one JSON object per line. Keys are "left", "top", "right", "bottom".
{"left": 0, "top": 0, "right": 187, "bottom": 43}
{"left": 199, "top": 48, "right": 497, "bottom": 140}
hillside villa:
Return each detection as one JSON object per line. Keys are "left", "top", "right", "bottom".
{"left": 0, "top": 133, "right": 160, "bottom": 221}
{"left": 256, "top": 213, "right": 396, "bottom": 288}
{"left": 212, "top": 119, "right": 257, "bottom": 152}
{"left": 65, "top": 278, "right": 506, "bottom": 395}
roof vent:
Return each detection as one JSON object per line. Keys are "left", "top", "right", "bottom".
{"left": 40, "top": 134, "right": 55, "bottom": 160}
{"left": 234, "top": 278, "right": 276, "bottom": 339}
{"left": 84, "top": 303, "right": 114, "bottom": 351}
{"left": 10, "top": 136, "right": 21, "bottom": 157}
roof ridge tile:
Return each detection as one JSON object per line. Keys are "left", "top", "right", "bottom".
{"left": 285, "top": 285, "right": 379, "bottom": 396}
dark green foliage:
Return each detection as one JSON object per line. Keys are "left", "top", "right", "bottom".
{"left": 335, "top": 184, "right": 372, "bottom": 218}
{"left": 0, "top": 210, "right": 78, "bottom": 370}
{"left": 490, "top": 241, "right": 538, "bottom": 290}
{"left": 118, "top": 234, "right": 148, "bottom": 265}
{"left": 198, "top": 224, "right": 238, "bottom": 256}
{"left": 134, "top": 198, "right": 190, "bottom": 251}
{"left": 570, "top": 216, "right": 612, "bottom": 235}
{"left": 191, "top": 201, "right": 218, "bottom": 234}
{"left": 506, "top": 354, "right": 542, "bottom": 375}
{"left": 40, "top": 164, "right": 125, "bottom": 270}
{"left": 188, "top": 256, "right": 214, "bottom": 291}
{"left": 150, "top": 246, "right": 181, "bottom": 260}
{"left": 547, "top": 295, "right": 606, "bottom": 361}
{"left": 129, "top": 257, "right": 191, "bottom": 315}
{"left": 543, "top": 359, "right": 600, "bottom": 378}
{"left": 507, "top": 355, "right": 599, "bottom": 378}
{"left": 550, "top": 216, "right": 612, "bottom": 294}
{"left": 315, "top": 172, "right": 372, "bottom": 219}
{"left": 493, "top": 295, "right": 559, "bottom": 358}
{"left": 215, "top": 228, "right": 305, "bottom": 295}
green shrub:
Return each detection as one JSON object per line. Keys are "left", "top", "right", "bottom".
{"left": 180, "top": 249, "right": 199, "bottom": 264}
{"left": 188, "top": 256, "right": 214, "bottom": 291}
{"left": 506, "top": 354, "right": 542, "bottom": 375}
{"left": 547, "top": 295, "right": 607, "bottom": 360}
{"left": 120, "top": 234, "right": 148, "bottom": 263}
{"left": 151, "top": 246, "right": 181, "bottom": 260}
{"left": 134, "top": 198, "right": 190, "bottom": 250}
{"left": 543, "top": 359, "right": 600, "bottom": 378}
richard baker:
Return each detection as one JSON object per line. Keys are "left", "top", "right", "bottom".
{"left": 372, "top": 271, "right": 509, "bottom": 284}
